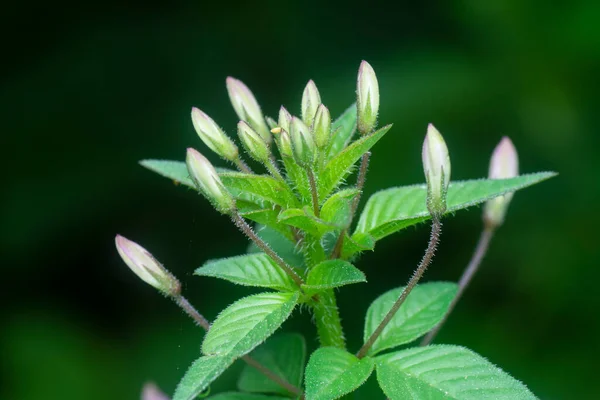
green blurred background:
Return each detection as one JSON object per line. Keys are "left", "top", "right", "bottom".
{"left": 2, "top": 0, "right": 598, "bottom": 398}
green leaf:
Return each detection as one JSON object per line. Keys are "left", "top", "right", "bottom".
{"left": 320, "top": 189, "right": 358, "bottom": 228}
{"left": 303, "top": 260, "right": 366, "bottom": 292}
{"left": 282, "top": 155, "right": 312, "bottom": 204}
{"left": 238, "top": 333, "right": 306, "bottom": 395}
{"left": 327, "top": 104, "right": 357, "bottom": 159}
{"left": 202, "top": 292, "right": 299, "bottom": 359}
{"left": 140, "top": 159, "right": 195, "bottom": 188}
{"left": 340, "top": 232, "right": 375, "bottom": 260}
{"left": 195, "top": 253, "right": 297, "bottom": 291}
{"left": 376, "top": 345, "right": 537, "bottom": 399}
{"left": 239, "top": 207, "right": 294, "bottom": 242}
{"left": 356, "top": 172, "right": 557, "bottom": 240}
{"left": 220, "top": 171, "right": 299, "bottom": 209}
{"left": 209, "top": 394, "right": 289, "bottom": 400}
{"left": 173, "top": 354, "right": 233, "bottom": 400}
{"left": 248, "top": 226, "right": 305, "bottom": 268}
{"left": 364, "top": 282, "right": 457, "bottom": 356}
{"left": 305, "top": 347, "right": 374, "bottom": 400}
{"left": 319, "top": 125, "right": 392, "bottom": 202}
{"left": 278, "top": 207, "right": 339, "bottom": 237}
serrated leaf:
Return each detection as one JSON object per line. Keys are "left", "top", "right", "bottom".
{"left": 238, "top": 333, "right": 306, "bottom": 395}
{"left": 195, "top": 253, "right": 297, "bottom": 291}
{"left": 340, "top": 232, "right": 375, "bottom": 260}
{"left": 220, "top": 172, "right": 299, "bottom": 209}
{"left": 376, "top": 345, "right": 537, "bottom": 399}
{"left": 303, "top": 260, "right": 366, "bottom": 292}
{"left": 356, "top": 172, "right": 557, "bottom": 240}
{"left": 327, "top": 104, "right": 357, "bottom": 159}
{"left": 248, "top": 226, "right": 305, "bottom": 268}
{"left": 305, "top": 347, "right": 374, "bottom": 400}
{"left": 202, "top": 292, "right": 299, "bottom": 359}
{"left": 208, "top": 394, "right": 289, "bottom": 400}
{"left": 140, "top": 159, "right": 195, "bottom": 188}
{"left": 173, "top": 354, "right": 233, "bottom": 400}
{"left": 320, "top": 189, "right": 357, "bottom": 228}
{"left": 319, "top": 125, "right": 392, "bottom": 202}
{"left": 364, "top": 282, "right": 457, "bottom": 356}
{"left": 278, "top": 207, "right": 339, "bottom": 237}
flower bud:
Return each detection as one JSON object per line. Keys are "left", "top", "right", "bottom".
{"left": 142, "top": 382, "right": 170, "bottom": 400}
{"left": 290, "top": 117, "right": 315, "bottom": 165}
{"left": 226, "top": 77, "right": 271, "bottom": 144}
{"left": 186, "top": 148, "right": 235, "bottom": 213}
{"left": 313, "top": 104, "right": 331, "bottom": 149}
{"left": 238, "top": 120, "right": 270, "bottom": 163}
{"left": 278, "top": 129, "right": 293, "bottom": 158}
{"left": 422, "top": 123, "right": 451, "bottom": 217}
{"left": 115, "top": 235, "right": 180, "bottom": 295}
{"left": 357, "top": 60, "right": 380, "bottom": 135}
{"left": 484, "top": 137, "right": 519, "bottom": 227}
{"left": 301, "top": 80, "right": 321, "bottom": 127}
{"left": 191, "top": 108, "right": 239, "bottom": 161}
{"left": 278, "top": 106, "right": 292, "bottom": 133}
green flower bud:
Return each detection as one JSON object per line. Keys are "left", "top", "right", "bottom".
{"left": 313, "top": 104, "right": 331, "bottom": 149}
{"left": 278, "top": 106, "right": 292, "bottom": 133}
{"left": 115, "top": 235, "right": 180, "bottom": 295}
{"left": 356, "top": 60, "right": 380, "bottom": 135}
{"left": 226, "top": 77, "right": 271, "bottom": 144}
{"left": 422, "top": 123, "right": 451, "bottom": 217}
{"left": 238, "top": 120, "right": 270, "bottom": 163}
{"left": 191, "top": 107, "right": 239, "bottom": 161}
{"left": 290, "top": 117, "right": 315, "bottom": 165}
{"left": 278, "top": 129, "right": 293, "bottom": 158}
{"left": 186, "top": 148, "right": 235, "bottom": 213}
{"left": 484, "top": 137, "right": 519, "bottom": 228}
{"left": 301, "top": 80, "right": 321, "bottom": 127}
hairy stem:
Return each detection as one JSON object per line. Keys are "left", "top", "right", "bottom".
{"left": 232, "top": 212, "right": 305, "bottom": 288}
{"left": 312, "top": 290, "right": 346, "bottom": 349}
{"left": 235, "top": 157, "right": 253, "bottom": 174}
{"left": 306, "top": 168, "right": 320, "bottom": 217}
{"left": 266, "top": 155, "right": 285, "bottom": 181}
{"left": 357, "top": 219, "right": 442, "bottom": 358}
{"left": 421, "top": 225, "right": 495, "bottom": 346}
{"left": 173, "top": 294, "right": 302, "bottom": 396}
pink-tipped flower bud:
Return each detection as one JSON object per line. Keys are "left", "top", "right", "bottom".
{"left": 115, "top": 235, "right": 180, "bottom": 295}
{"left": 186, "top": 148, "right": 234, "bottom": 213}
{"left": 313, "top": 104, "right": 331, "bottom": 149}
{"left": 484, "top": 137, "right": 519, "bottom": 227}
{"left": 301, "top": 80, "right": 321, "bottom": 127}
{"left": 422, "top": 123, "right": 451, "bottom": 217}
{"left": 142, "top": 382, "right": 170, "bottom": 400}
{"left": 237, "top": 120, "right": 270, "bottom": 163}
{"left": 226, "top": 77, "right": 271, "bottom": 144}
{"left": 191, "top": 108, "right": 239, "bottom": 161}
{"left": 278, "top": 106, "right": 293, "bottom": 133}
{"left": 357, "top": 60, "right": 380, "bottom": 135}
{"left": 290, "top": 117, "right": 315, "bottom": 165}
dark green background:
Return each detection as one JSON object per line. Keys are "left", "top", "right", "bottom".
{"left": 2, "top": 0, "right": 598, "bottom": 398}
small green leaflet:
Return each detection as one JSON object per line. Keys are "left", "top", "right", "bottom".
{"left": 202, "top": 292, "right": 299, "bottom": 359}
{"left": 376, "top": 345, "right": 537, "bottom": 399}
{"left": 208, "top": 393, "right": 289, "bottom": 400}
{"left": 364, "top": 282, "right": 457, "bottom": 356}
{"left": 304, "top": 347, "right": 374, "bottom": 400}
{"left": 303, "top": 260, "right": 366, "bottom": 292}
{"left": 195, "top": 253, "right": 297, "bottom": 292}
{"left": 140, "top": 159, "right": 194, "bottom": 187}
{"left": 238, "top": 333, "right": 306, "bottom": 395}
{"left": 327, "top": 104, "right": 357, "bottom": 159}
{"left": 320, "top": 189, "right": 358, "bottom": 229}
{"left": 248, "top": 226, "right": 305, "bottom": 268}
{"left": 356, "top": 172, "right": 556, "bottom": 240}
{"left": 278, "top": 207, "right": 339, "bottom": 237}
{"left": 173, "top": 354, "right": 233, "bottom": 400}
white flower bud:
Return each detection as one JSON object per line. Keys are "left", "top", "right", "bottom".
{"left": 115, "top": 235, "right": 180, "bottom": 295}
{"left": 357, "top": 60, "right": 380, "bottom": 135}
{"left": 238, "top": 121, "right": 270, "bottom": 163}
{"left": 290, "top": 117, "right": 315, "bottom": 165}
{"left": 301, "top": 80, "right": 321, "bottom": 127}
{"left": 226, "top": 77, "right": 271, "bottom": 144}
{"left": 191, "top": 108, "right": 239, "bottom": 161}
{"left": 278, "top": 106, "right": 292, "bottom": 133}
{"left": 186, "top": 148, "right": 234, "bottom": 213}
{"left": 142, "top": 382, "right": 170, "bottom": 400}
{"left": 484, "top": 137, "right": 519, "bottom": 227}
{"left": 313, "top": 104, "right": 331, "bottom": 149}
{"left": 422, "top": 123, "right": 451, "bottom": 216}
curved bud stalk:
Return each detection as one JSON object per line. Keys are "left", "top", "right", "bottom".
{"left": 484, "top": 137, "right": 519, "bottom": 227}
{"left": 290, "top": 117, "right": 315, "bottom": 165}
{"left": 186, "top": 148, "right": 235, "bottom": 214}
{"left": 238, "top": 121, "right": 270, "bottom": 163}
{"left": 115, "top": 235, "right": 180, "bottom": 295}
{"left": 422, "top": 123, "right": 451, "bottom": 217}
{"left": 357, "top": 60, "right": 379, "bottom": 135}
{"left": 301, "top": 80, "right": 321, "bottom": 127}
{"left": 313, "top": 104, "right": 331, "bottom": 149}
{"left": 191, "top": 108, "right": 239, "bottom": 161}
{"left": 226, "top": 77, "right": 271, "bottom": 144}
{"left": 278, "top": 106, "right": 292, "bottom": 133}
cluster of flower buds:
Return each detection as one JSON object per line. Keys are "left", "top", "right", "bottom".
{"left": 422, "top": 123, "right": 451, "bottom": 218}
{"left": 115, "top": 235, "right": 180, "bottom": 296}
{"left": 484, "top": 137, "right": 519, "bottom": 227}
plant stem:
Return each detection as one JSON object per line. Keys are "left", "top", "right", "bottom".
{"left": 235, "top": 157, "right": 253, "bottom": 174}
{"left": 173, "top": 294, "right": 302, "bottom": 397}
{"left": 266, "top": 156, "right": 285, "bottom": 181}
{"left": 420, "top": 225, "right": 495, "bottom": 346}
{"left": 306, "top": 168, "right": 320, "bottom": 217}
{"left": 356, "top": 219, "right": 442, "bottom": 358}
{"left": 232, "top": 212, "right": 305, "bottom": 288}
{"left": 312, "top": 290, "right": 346, "bottom": 349}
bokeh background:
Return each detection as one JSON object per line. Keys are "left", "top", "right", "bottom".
{"left": 2, "top": 0, "right": 598, "bottom": 398}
